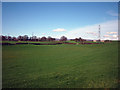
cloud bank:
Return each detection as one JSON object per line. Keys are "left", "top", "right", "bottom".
{"left": 64, "top": 19, "right": 118, "bottom": 40}
{"left": 107, "top": 32, "right": 117, "bottom": 34}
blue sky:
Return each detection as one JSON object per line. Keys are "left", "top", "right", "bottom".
{"left": 2, "top": 2, "right": 118, "bottom": 40}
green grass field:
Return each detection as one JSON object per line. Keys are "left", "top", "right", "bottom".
{"left": 2, "top": 42, "right": 118, "bottom": 88}
{"left": 1, "top": 40, "right": 61, "bottom": 44}
{"left": 1, "top": 40, "right": 103, "bottom": 44}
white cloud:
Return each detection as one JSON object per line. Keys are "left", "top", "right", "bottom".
{"left": 112, "top": 35, "right": 118, "bottom": 38}
{"left": 106, "top": 10, "right": 118, "bottom": 16}
{"left": 107, "top": 32, "right": 117, "bottom": 34}
{"left": 103, "top": 35, "right": 110, "bottom": 37}
{"left": 110, "top": 35, "right": 118, "bottom": 40}
{"left": 64, "top": 19, "right": 118, "bottom": 40}
{"left": 53, "top": 28, "right": 66, "bottom": 32}
{"left": 101, "top": 34, "right": 118, "bottom": 40}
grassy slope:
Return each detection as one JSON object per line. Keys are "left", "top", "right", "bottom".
{"left": 1, "top": 41, "right": 61, "bottom": 44}
{"left": 66, "top": 41, "right": 99, "bottom": 43}
{"left": 2, "top": 43, "right": 118, "bottom": 88}
{"left": 1, "top": 40, "right": 103, "bottom": 44}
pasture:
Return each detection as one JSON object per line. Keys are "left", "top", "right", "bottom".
{"left": 2, "top": 42, "right": 118, "bottom": 88}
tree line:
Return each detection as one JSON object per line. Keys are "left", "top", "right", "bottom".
{"left": 1, "top": 35, "right": 68, "bottom": 41}
{"left": 1, "top": 35, "right": 111, "bottom": 43}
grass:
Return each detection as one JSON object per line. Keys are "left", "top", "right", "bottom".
{"left": 1, "top": 40, "right": 103, "bottom": 44}
{"left": 1, "top": 41, "right": 61, "bottom": 44}
{"left": 2, "top": 42, "right": 118, "bottom": 88}
{"left": 64, "top": 40, "right": 101, "bottom": 43}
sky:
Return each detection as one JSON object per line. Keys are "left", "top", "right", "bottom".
{"left": 2, "top": 2, "right": 118, "bottom": 40}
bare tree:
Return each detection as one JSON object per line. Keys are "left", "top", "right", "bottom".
{"left": 51, "top": 38, "right": 56, "bottom": 41}
{"left": 47, "top": 36, "right": 55, "bottom": 41}
{"left": 41, "top": 36, "right": 47, "bottom": 41}
{"left": 2, "top": 35, "right": 7, "bottom": 41}
{"left": 47, "top": 36, "right": 52, "bottom": 41}
{"left": 74, "top": 38, "right": 79, "bottom": 42}
{"left": 18, "top": 36, "right": 23, "bottom": 41}
{"left": 32, "top": 36, "right": 37, "bottom": 41}
{"left": 8, "top": 36, "right": 12, "bottom": 41}
{"left": 23, "top": 35, "right": 29, "bottom": 41}
{"left": 79, "top": 37, "right": 85, "bottom": 44}
{"left": 38, "top": 37, "right": 41, "bottom": 41}
{"left": 12, "top": 37, "right": 17, "bottom": 41}
{"left": 60, "top": 36, "right": 67, "bottom": 41}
